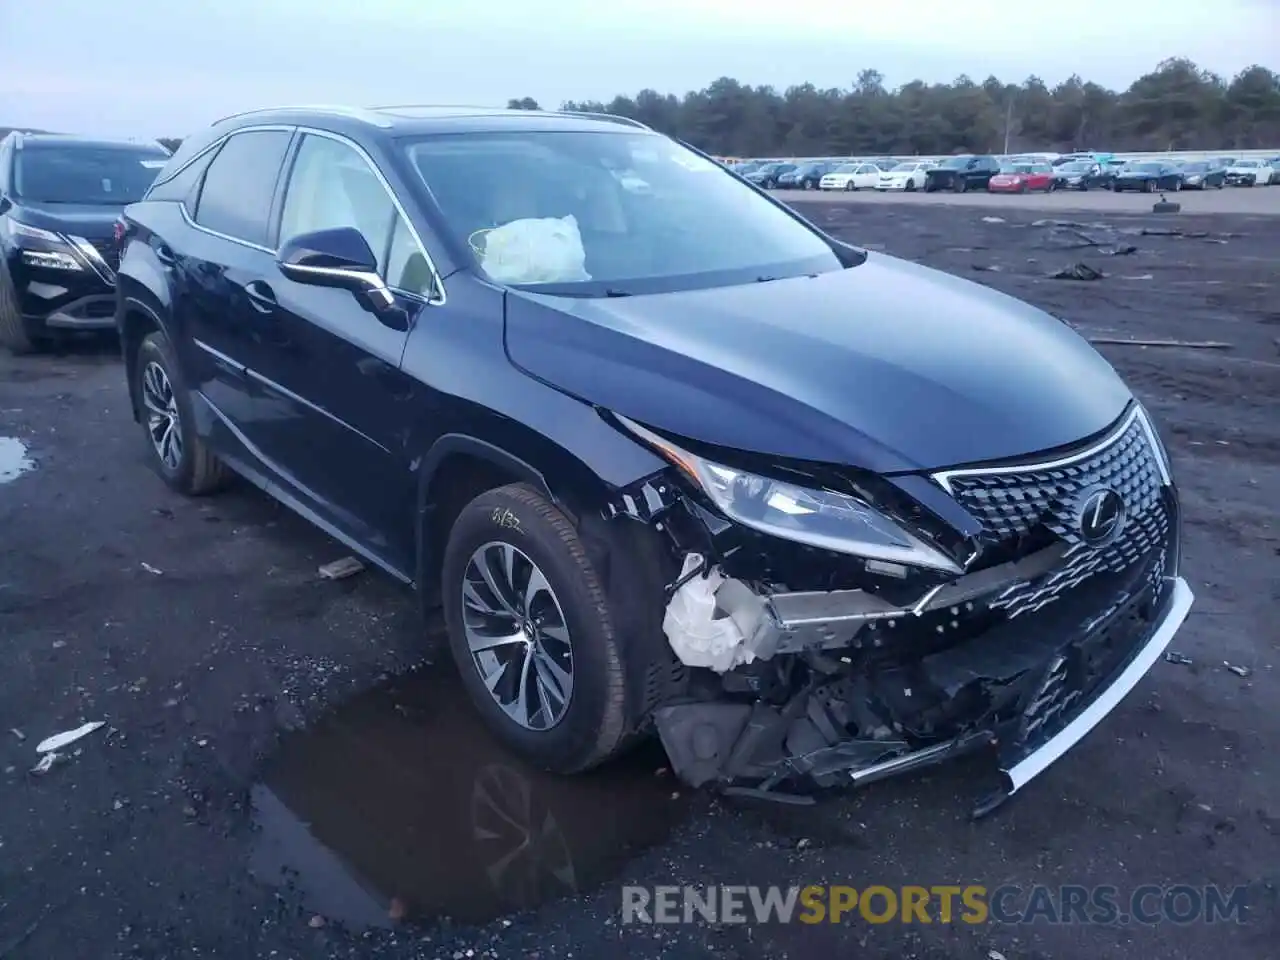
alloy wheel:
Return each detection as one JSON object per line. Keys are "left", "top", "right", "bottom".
{"left": 141, "top": 361, "right": 183, "bottom": 471}
{"left": 461, "top": 541, "right": 574, "bottom": 731}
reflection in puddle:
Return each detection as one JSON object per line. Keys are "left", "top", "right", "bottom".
{"left": 0, "top": 437, "right": 34, "bottom": 485}
{"left": 251, "top": 666, "right": 688, "bottom": 928}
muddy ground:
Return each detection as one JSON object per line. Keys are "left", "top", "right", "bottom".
{"left": 1, "top": 201, "right": 1277, "bottom": 960}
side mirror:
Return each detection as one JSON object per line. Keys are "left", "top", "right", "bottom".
{"left": 276, "top": 226, "right": 396, "bottom": 313}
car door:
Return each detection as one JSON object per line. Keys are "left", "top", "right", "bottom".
{"left": 855, "top": 164, "right": 880, "bottom": 189}
{"left": 179, "top": 127, "right": 295, "bottom": 451}
{"left": 245, "top": 130, "right": 431, "bottom": 573}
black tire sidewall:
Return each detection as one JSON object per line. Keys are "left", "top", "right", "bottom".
{"left": 441, "top": 485, "right": 624, "bottom": 773}
{"left": 133, "top": 331, "right": 201, "bottom": 491}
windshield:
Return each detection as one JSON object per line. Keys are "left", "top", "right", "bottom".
{"left": 939, "top": 156, "right": 972, "bottom": 169}
{"left": 833, "top": 163, "right": 858, "bottom": 173}
{"left": 889, "top": 163, "right": 917, "bottom": 172}
{"left": 402, "top": 131, "right": 841, "bottom": 296}
{"left": 1060, "top": 162, "right": 1092, "bottom": 172}
{"left": 1182, "top": 162, "right": 1209, "bottom": 172}
{"left": 14, "top": 144, "right": 168, "bottom": 204}
{"left": 1000, "top": 163, "right": 1034, "bottom": 174}
{"left": 1130, "top": 162, "right": 1163, "bottom": 173}
{"left": 1235, "top": 160, "right": 1259, "bottom": 168}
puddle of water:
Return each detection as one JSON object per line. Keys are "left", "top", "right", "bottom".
{"left": 251, "top": 666, "right": 688, "bottom": 929}
{"left": 0, "top": 437, "right": 35, "bottom": 485}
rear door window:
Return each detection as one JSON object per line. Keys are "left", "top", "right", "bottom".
{"left": 192, "top": 130, "right": 293, "bottom": 248}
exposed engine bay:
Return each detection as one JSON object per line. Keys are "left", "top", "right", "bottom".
{"left": 604, "top": 407, "right": 1190, "bottom": 816}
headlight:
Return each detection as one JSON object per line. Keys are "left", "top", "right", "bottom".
{"left": 614, "top": 414, "right": 961, "bottom": 573}
{"left": 5, "top": 220, "right": 65, "bottom": 245}
{"left": 21, "top": 250, "right": 83, "bottom": 271}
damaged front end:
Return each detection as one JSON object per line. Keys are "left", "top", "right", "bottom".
{"left": 606, "top": 406, "right": 1193, "bottom": 815}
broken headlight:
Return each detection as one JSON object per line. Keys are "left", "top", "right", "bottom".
{"left": 614, "top": 414, "right": 961, "bottom": 573}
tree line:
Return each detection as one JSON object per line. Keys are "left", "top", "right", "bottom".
{"left": 509, "top": 58, "right": 1280, "bottom": 157}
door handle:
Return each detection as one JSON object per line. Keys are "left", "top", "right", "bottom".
{"left": 154, "top": 244, "right": 176, "bottom": 266}
{"left": 245, "top": 281, "right": 278, "bottom": 314}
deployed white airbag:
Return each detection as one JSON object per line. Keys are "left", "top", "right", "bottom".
{"left": 478, "top": 215, "right": 591, "bottom": 285}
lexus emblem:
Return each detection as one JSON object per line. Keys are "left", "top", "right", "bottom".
{"left": 1078, "top": 488, "right": 1125, "bottom": 544}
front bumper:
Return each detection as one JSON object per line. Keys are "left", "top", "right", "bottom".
{"left": 651, "top": 404, "right": 1188, "bottom": 814}
{"left": 1225, "top": 174, "right": 1256, "bottom": 186}
{"left": 6, "top": 239, "right": 118, "bottom": 333}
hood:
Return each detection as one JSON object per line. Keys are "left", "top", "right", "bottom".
{"left": 12, "top": 200, "right": 123, "bottom": 238}
{"left": 503, "top": 253, "right": 1132, "bottom": 474}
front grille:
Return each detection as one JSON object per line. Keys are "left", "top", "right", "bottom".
{"left": 941, "top": 411, "right": 1169, "bottom": 619}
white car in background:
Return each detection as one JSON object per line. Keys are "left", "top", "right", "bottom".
{"left": 877, "top": 160, "right": 937, "bottom": 192}
{"left": 1223, "top": 158, "right": 1276, "bottom": 187}
{"left": 819, "top": 161, "right": 884, "bottom": 191}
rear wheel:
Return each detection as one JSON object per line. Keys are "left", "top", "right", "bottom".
{"left": 0, "top": 258, "right": 42, "bottom": 356}
{"left": 844, "top": 181, "right": 856, "bottom": 191}
{"left": 132, "top": 331, "right": 230, "bottom": 495}
{"left": 441, "top": 484, "right": 663, "bottom": 774}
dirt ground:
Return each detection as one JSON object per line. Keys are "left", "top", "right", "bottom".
{"left": 1, "top": 199, "right": 1277, "bottom": 960}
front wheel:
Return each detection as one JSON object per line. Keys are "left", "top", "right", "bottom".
{"left": 0, "top": 258, "right": 42, "bottom": 356}
{"left": 132, "top": 331, "right": 230, "bottom": 495}
{"left": 442, "top": 484, "right": 649, "bottom": 774}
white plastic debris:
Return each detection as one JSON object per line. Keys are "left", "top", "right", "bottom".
{"left": 30, "top": 753, "right": 60, "bottom": 775}
{"left": 662, "top": 554, "right": 756, "bottom": 673}
{"left": 318, "top": 556, "right": 365, "bottom": 580}
{"left": 36, "top": 720, "right": 105, "bottom": 754}
{"left": 140, "top": 562, "right": 164, "bottom": 575}
{"left": 981, "top": 216, "right": 1006, "bottom": 224}
{"left": 479, "top": 215, "right": 591, "bottom": 285}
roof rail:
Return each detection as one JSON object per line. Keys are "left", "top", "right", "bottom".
{"left": 555, "top": 111, "right": 651, "bottom": 130}
{"left": 211, "top": 104, "right": 394, "bottom": 128}
{"left": 371, "top": 103, "right": 504, "bottom": 112}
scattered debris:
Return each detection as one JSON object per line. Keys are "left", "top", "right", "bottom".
{"left": 1050, "top": 263, "right": 1104, "bottom": 281}
{"left": 9, "top": 728, "right": 24, "bottom": 742}
{"left": 971, "top": 264, "right": 1003, "bottom": 272}
{"left": 1224, "top": 662, "right": 1253, "bottom": 679}
{"left": 30, "top": 754, "right": 60, "bottom": 776}
{"left": 140, "top": 562, "right": 163, "bottom": 576}
{"left": 981, "top": 216, "right": 1005, "bottom": 223}
{"left": 1118, "top": 274, "right": 1155, "bottom": 280}
{"left": 308, "top": 915, "right": 326, "bottom": 929}
{"left": 36, "top": 721, "right": 105, "bottom": 754}
{"left": 1088, "top": 337, "right": 1232, "bottom": 350}
{"left": 1152, "top": 199, "right": 1181, "bottom": 214}
{"left": 1165, "top": 651, "right": 1194, "bottom": 666}
{"left": 388, "top": 897, "right": 407, "bottom": 922}
{"left": 318, "top": 556, "right": 365, "bottom": 581}
{"left": 989, "top": 951, "right": 1008, "bottom": 960}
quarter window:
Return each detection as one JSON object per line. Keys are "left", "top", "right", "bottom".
{"left": 192, "top": 130, "right": 292, "bottom": 247}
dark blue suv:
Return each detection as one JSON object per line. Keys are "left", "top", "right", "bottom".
{"left": 116, "top": 105, "right": 1193, "bottom": 813}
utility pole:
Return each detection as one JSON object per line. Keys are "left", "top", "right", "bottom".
{"left": 1003, "top": 96, "right": 1014, "bottom": 154}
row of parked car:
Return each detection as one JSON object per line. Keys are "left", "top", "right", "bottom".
{"left": 729, "top": 153, "right": 1280, "bottom": 196}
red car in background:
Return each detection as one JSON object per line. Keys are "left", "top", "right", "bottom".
{"left": 988, "top": 162, "right": 1057, "bottom": 193}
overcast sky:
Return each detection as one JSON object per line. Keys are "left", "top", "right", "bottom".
{"left": 1, "top": 0, "right": 1276, "bottom": 139}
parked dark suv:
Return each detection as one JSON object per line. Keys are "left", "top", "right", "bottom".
{"left": 922, "top": 154, "right": 1001, "bottom": 193}
{"left": 117, "top": 106, "right": 1192, "bottom": 813}
{"left": 0, "top": 132, "right": 170, "bottom": 353}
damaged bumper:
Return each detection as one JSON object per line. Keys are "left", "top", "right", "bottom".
{"left": 639, "top": 405, "right": 1191, "bottom": 814}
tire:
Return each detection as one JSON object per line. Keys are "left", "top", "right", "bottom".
{"left": 132, "top": 330, "right": 231, "bottom": 496}
{"left": 905, "top": 179, "right": 916, "bottom": 192}
{"left": 441, "top": 483, "right": 650, "bottom": 774}
{"left": 844, "top": 181, "right": 856, "bottom": 191}
{"left": 953, "top": 178, "right": 967, "bottom": 194}
{"left": 1144, "top": 180, "right": 1157, "bottom": 193}
{"left": 0, "top": 258, "right": 41, "bottom": 356}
